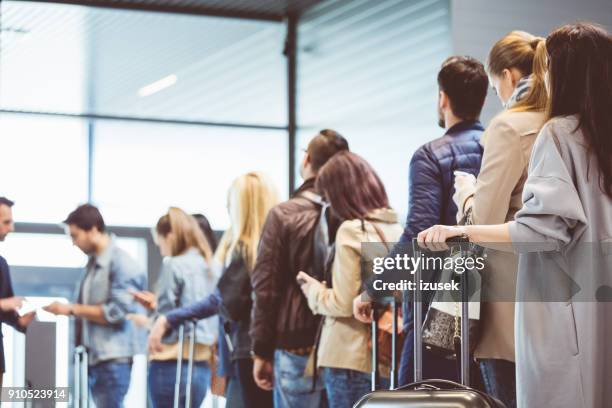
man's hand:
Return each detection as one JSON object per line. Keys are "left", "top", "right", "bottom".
{"left": 129, "top": 289, "right": 157, "bottom": 311}
{"left": 252, "top": 356, "right": 274, "bottom": 391}
{"left": 148, "top": 315, "right": 169, "bottom": 354}
{"left": 353, "top": 293, "right": 373, "bottom": 323}
{"left": 18, "top": 311, "right": 36, "bottom": 329}
{"left": 43, "top": 302, "right": 73, "bottom": 316}
{"left": 0, "top": 296, "right": 23, "bottom": 312}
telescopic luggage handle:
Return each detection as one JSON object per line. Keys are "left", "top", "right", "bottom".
{"left": 73, "top": 345, "right": 89, "bottom": 408}
{"left": 173, "top": 319, "right": 198, "bottom": 408}
{"left": 411, "top": 237, "right": 471, "bottom": 386}
{"left": 370, "top": 295, "right": 400, "bottom": 391}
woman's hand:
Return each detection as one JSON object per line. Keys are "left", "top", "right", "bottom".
{"left": 353, "top": 293, "right": 373, "bottom": 323}
{"left": 148, "top": 315, "right": 169, "bottom": 354}
{"left": 296, "top": 271, "right": 323, "bottom": 297}
{"left": 417, "top": 225, "right": 467, "bottom": 251}
{"left": 129, "top": 290, "right": 157, "bottom": 311}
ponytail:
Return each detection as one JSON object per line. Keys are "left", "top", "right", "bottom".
{"left": 512, "top": 37, "right": 548, "bottom": 113}
{"left": 487, "top": 31, "right": 549, "bottom": 113}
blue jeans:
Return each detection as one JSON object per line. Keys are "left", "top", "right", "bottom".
{"left": 273, "top": 350, "right": 327, "bottom": 408}
{"left": 480, "top": 359, "right": 516, "bottom": 408}
{"left": 88, "top": 361, "right": 132, "bottom": 408}
{"left": 321, "top": 367, "right": 370, "bottom": 408}
{"left": 147, "top": 360, "right": 210, "bottom": 408}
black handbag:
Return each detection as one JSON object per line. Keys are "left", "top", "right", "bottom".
{"left": 216, "top": 248, "right": 251, "bottom": 322}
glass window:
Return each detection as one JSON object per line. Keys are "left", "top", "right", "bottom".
{"left": 0, "top": 233, "right": 85, "bottom": 267}
{"left": 298, "top": 0, "right": 452, "bottom": 220}
{"left": 92, "top": 121, "right": 288, "bottom": 229}
{"left": 0, "top": 114, "right": 89, "bottom": 223}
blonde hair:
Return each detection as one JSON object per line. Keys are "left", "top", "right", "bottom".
{"left": 156, "top": 207, "right": 214, "bottom": 265}
{"left": 215, "top": 172, "right": 279, "bottom": 271}
{"left": 487, "top": 31, "right": 548, "bottom": 112}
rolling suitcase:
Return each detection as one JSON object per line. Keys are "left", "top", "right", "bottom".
{"left": 73, "top": 345, "right": 89, "bottom": 408}
{"left": 174, "top": 320, "right": 197, "bottom": 408}
{"left": 355, "top": 238, "right": 506, "bottom": 408}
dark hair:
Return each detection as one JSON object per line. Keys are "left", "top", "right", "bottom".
{"left": 546, "top": 22, "right": 612, "bottom": 197}
{"left": 63, "top": 204, "right": 106, "bottom": 232}
{"left": 316, "top": 151, "right": 389, "bottom": 221}
{"left": 192, "top": 213, "right": 218, "bottom": 252}
{"left": 437, "top": 56, "right": 488, "bottom": 121}
{"left": 307, "top": 129, "right": 349, "bottom": 172}
{"left": 0, "top": 197, "right": 14, "bottom": 208}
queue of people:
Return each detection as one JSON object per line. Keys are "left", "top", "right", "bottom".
{"left": 0, "top": 21, "right": 610, "bottom": 408}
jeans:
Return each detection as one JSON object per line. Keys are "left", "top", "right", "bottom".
{"left": 88, "top": 361, "right": 132, "bottom": 408}
{"left": 273, "top": 349, "right": 326, "bottom": 408}
{"left": 321, "top": 367, "right": 370, "bottom": 408}
{"left": 147, "top": 360, "right": 210, "bottom": 408}
{"left": 480, "top": 359, "right": 516, "bottom": 408}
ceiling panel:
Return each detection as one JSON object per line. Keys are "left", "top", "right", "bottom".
{"left": 16, "top": 0, "right": 323, "bottom": 21}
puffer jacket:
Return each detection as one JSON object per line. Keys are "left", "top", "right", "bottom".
{"left": 399, "top": 120, "right": 484, "bottom": 244}
{"left": 249, "top": 178, "right": 340, "bottom": 360}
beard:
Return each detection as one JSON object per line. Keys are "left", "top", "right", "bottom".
{"left": 437, "top": 106, "right": 445, "bottom": 128}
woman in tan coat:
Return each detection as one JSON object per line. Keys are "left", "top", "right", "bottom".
{"left": 453, "top": 31, "right": 548, "bottom": 407}
{"left": 297, "top": 151, "right": 403, "bottom": 408}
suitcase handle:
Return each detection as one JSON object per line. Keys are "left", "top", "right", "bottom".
{"left": 397, "top": 379, "right": 469, "bottom": 391}
{"left": 412, "top": 237, "right": 472, "bottom": 386}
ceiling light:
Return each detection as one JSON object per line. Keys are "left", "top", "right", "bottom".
{"left": 138, "top": 74, "right": 177, "bottom": 97}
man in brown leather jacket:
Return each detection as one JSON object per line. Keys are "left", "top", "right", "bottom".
{"left": 250, "top": 130, "right": 348, "bottom": 407}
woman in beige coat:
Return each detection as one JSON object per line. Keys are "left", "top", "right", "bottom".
{"left": 420, "top": 23, "right": 612, "bottom": 408}
{"left": 297, "top": 151, "right": 403, "bottom": 408}
{"left": 452, "top": 31, "right": 548, "bottom": 407}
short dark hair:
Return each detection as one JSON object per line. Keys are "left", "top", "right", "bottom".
{"left": 64, "top": 204, "right": 106, "bottom": 232}
{"left": 0, "top": 197, "right": 14, "bottom": 208}
{"left": 307, "top": 129, "right": 349, "bottom": 172}
{"left": 437, "top": 56, "right": 488, "bottom": 121}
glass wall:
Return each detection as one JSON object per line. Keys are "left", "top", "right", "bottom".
{"left": 0, "top": 0, "right": 289, "bottom": 230}
{"left": 298, "top": 0, "right": 452, "bottom": 221}
{"left": 0, "top": 114, "right": 89, "bottom": 223}
{"left": 93, "top": 121, "right": 288, "bottom": 229}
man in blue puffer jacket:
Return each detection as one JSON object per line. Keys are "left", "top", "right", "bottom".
{"left": 355, "top": 56, "right": 488, "bottom": 386}
{"left": 397, "top": 56, "right": 488, "bottom": 386}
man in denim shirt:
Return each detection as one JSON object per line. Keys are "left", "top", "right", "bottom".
{"left": 45, "top": 204, "right": 147, "bottom": 408}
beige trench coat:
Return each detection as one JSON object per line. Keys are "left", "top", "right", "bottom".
{"left": 456, "top": 109, "right": 545, "bottom": 361}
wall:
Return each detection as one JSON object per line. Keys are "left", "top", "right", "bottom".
{"left": 452, "top": 0, "right": 612, "bottom": 124}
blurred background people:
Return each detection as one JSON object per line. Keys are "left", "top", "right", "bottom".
{"left": 249, "top": 130, "right": 348, "bottom": 408}
{"left": 418, "top": 22, "right": 612, "bottom": 408}
{"left": 297, "top": 151, "right": 403, "bottom": 407}
{"left": 0, "top": 197, "right": 36, "bottom": 390}
{"left": 44, "top": 204, "right": 147, "bottom": 408}
{"left": 148, "top": 172, "right": 279, "bottom": 407}
{"left": 452, "top": 30, "right": 549, "bottom": 408}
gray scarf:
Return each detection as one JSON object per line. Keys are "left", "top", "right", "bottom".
{"left": 505, "top": 75, "right": 533, "bottom": 109}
